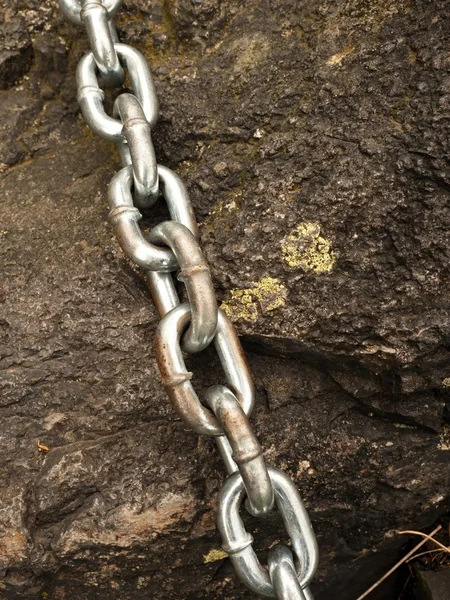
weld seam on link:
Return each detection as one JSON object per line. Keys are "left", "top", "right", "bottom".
{"left": 206, "top": 385, "right": 275, "bottom": 517}
{"left": 108, "top": 205, "right": 140, "bottom": 221}
{"left": 149, "top": 221, "right": 218, "bottom": 353}
{"left": 60, "top": 0, "right": 320, "bottom": 595}
{"left": 233, "top": 447, "right": 261, "bottom": 464}
{"left": 217, "top": 467, "right": 319, "bottom": 597}
{"left": 77, "top": 85, "right": 105, "bottom": 100}
{"left": 164, "top": 371, "right": 194, "bottom": 387}
{"left": 221, "top": 533, "right": 254, "bottom": 556}
{"left": 122, "top": 116, "right": 149, "bottom": 128}
{"left": 178, "top": 263, "right": 210, "bottom": 279}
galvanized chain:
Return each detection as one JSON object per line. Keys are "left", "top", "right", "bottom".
{"left": 59, "top": 0, "right": 319, "bottom": 596}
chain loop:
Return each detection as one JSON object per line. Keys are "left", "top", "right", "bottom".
{"left": 77, "top": 45, "right": 158, "bottom": 141}
{"left": 114, "top": 94, "right": 159, "bottom": 207}
{"left": 80, "top": 0, "right": 124, "bottom": 86}
{"left": 149, "top": 222, "right": 218, "bottom": 353}
{"left": 108, "top": 168, "right": 175, "bottom": 271}
{"left": 154, "top": 305, "right": 255, "bottom": 436}
{"left": 108, "top": 165, "right": 198, "bottom": 271}
{"left": 60, "top": 0, "right": 320, "bottom": 595}
{"left": 205, "top": 385, "right": 274, "bottom": 517}
{"left": 268, "top": 544, "right": 315, "bottom": 600}
{"left": 59, "top": 0, "right": 122, "bottom": 25}
{"left": 217, "top": 467, "right": 319, "bottom": 598}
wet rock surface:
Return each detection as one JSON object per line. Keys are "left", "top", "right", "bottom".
{"left": 0, "top": 0, "right": 449, "bottom": 599}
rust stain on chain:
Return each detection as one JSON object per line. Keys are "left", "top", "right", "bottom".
{"left": 58, "top": 0, "right": 320, "bottom": 592}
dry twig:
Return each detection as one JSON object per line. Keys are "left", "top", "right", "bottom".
{"left": 406, "top": 548, "right": 445, "bottom": 562}
{"left": 398, "top": 530, "right": 450, "bottom": 554}
{"left": 356, "top": 525, "right": 442, "bottom": 600}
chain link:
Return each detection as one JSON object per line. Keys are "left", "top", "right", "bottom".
{"left": 76, "top": 45, "right": 158, "bottom": 141}
{"left": 80, "top": 0, "right": 124, "bottom": 86}
{"left": 205, "top": 385, "right": 274, "bottom": 517}
{"left": 114, "top": 94, "right": 159, "bottom": 206}
{"left": 268, "top": 545, "right": 315, "bottom": 600}
{"left": 154, "top": 305, "right": 254, "bottom": 435}
{"left": 59, "top": 0, "right": 122, "bottom": 25}
{"left": 217, "top": 467, "right": 319, "bottom": 597}
{"left": 59, "top": 0, "right": 319, "bottom": 595}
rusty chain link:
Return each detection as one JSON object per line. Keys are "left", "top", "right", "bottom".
{"left": 59, "top": 0, "right": 319, "bottom": 596}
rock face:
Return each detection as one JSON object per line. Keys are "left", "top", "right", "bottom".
{"left": 0, "top": 0, "right": 449, "bottom": 599}
{"left": 416, "top": 568, "right": 450, "bottom": 600}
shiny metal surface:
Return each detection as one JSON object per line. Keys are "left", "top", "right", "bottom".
{"left": 268, "top": 544, "right": 314, "bottom": 600}
{"left": 76, "top": 45, "right": 158, "bottom": 141}
{"left": 214, "top": 310, "right": 255, "bottom": 419}
{"left": 59, "top": 0, "right": 122, "bottom": 25}
{"left": 217, "top": 467, "right": 319, "bottom": 597}
{"left": 149, "top": 221, "right": 217, "bottom": 353}
{"left": 114, "top": 94, "right": 158, "bottom": 207}
{"left": 108, "top": 165, "right": 198, "bottom": 271}
{"left": 147, "top": 270, "right": 180, "bottom": 317}
{"left": 205, "top": 385, "right": 274, "bottom": 517}
{"left": 108, "top": 166, "right": 176, "bottom": 271}
{"left": 80, "top": 0, "right": 124, "bottom": 86}
{"left": 154, "top": 304, "right": 254, "bottom": 436}
{"left": 158, "top": 165, "right": 198, "bottom": 238}
{"left": 154, "top": 303, "right": 219, "bottom": 436}
{"left": 215, "top": 435, "right": 239, "bottom": 475}
{"left": 60, "top": 0, "right": 320, "bottom": 594}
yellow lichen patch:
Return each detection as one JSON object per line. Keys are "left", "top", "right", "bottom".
{"left": 221, "top": 277, "right": 287, "bottom": 322}
{"left": 442, "top": 377, "right": 450, "bottom": 388}
{"left": 203, "top": 548, "right": 228, "bottom": 564}
{"left": 281, "top": 222, "right": 337, "bottom": 273}
{"left": 327, "top": 45, "right": 355, "bottom": 66}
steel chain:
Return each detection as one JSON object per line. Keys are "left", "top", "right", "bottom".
{"left": 59, "top": 0, "right": 319, "bottom": 596}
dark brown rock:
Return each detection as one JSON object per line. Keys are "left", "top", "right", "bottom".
{"left": 415, "top": 568, "right": 450, "bottom": 600}
{"left": 0, "top": 0, "right": 449, "bottom": 599}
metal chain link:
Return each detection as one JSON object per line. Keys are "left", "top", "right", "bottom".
{"left": 59, "top": 0, "right": 319, "bottom": 596}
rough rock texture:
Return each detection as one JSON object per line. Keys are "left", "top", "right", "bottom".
{"left": 1, "top": 0, "right": 449, "bottom": 599}
{"left": 415, "top": 568, "right": 450, "bottom": 600}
